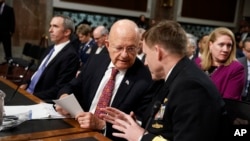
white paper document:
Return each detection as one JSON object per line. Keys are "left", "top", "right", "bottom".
{"left": 4, "top": 103, "right": 66, "bottom": 119}
{"left": 53, "top": 94, "right": 84, "bottom": 117}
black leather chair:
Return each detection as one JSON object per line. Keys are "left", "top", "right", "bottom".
{"left": 219, "top": 98, "right": 250, "bottom": 140}
{"left": 223, "top": 98, "right": 250, "bottom": 122}
{"left": 12, "top": 42, "right": 33, "bottom": 67}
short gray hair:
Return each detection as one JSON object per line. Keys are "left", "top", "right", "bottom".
{"left": 53, "top": 14, "right": 75, "bottom": 37}
{"left": 186, "top": 33, "right": 197, "bottom": 49}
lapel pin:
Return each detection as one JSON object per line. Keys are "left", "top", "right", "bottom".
{"left": 125, "top": 80, "right": 129, "bottom": 85}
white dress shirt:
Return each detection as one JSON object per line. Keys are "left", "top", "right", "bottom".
{"left": 89, "top": 62, "right": 126, "bottom": 113}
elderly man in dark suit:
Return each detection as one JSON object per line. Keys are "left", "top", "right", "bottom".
{"left": 0, "top": 0, "right": 15, "bottom": 62}
{"left": 20, "top": 15, "right": 79, "bottom": 102}
{"left": 55, "top": 19, "right": 153, "bottom": 141}
{"left": 92, "top": 25, "right": 109, "bottom": 54}
{"left": 100, "top": 20, "right": 225, "bottom": 141}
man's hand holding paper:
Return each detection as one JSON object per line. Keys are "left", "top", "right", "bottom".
{"left": 53, "top": 94, "right": 84, "bottom": 117}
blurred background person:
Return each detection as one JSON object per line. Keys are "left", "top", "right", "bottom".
{"left": 196, "top": 34, "right": 209, "bottom": 58}
{"left": 235, "top": 21, "right": 249, "bottom": 58}
{"left": 0, "top": 0, "right": 15, "bottom": 63}
{"left": 186, "top": 33, "right": 197, "bottom": 60}
{"left": 92, "top": 25, "right": 109, "bottom": 54}
{"left": 238, "top": 37, "right": 250, "bottom": 102}
{"left": 20, "top": 15, "right": 79, "bottom": 102}
{"left": 195, "top": 27, "right": 245, "bottom": 100}
{"left": 137, "top": 28, "right": 146, "bottom": 63}
{"left": 136, "top": 14, "right": 149, "bottom": 30}
{"left": 76, "top": 24, "right": 97, "bottom": 66}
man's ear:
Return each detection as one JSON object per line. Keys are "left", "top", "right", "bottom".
{"left": 155, "top": 45, "right": 163, "bottom": 61}
{"left": 105, "top": 40, "right": 109, "bottom": 49}
{"left": 64, "top": 29, "right": 71, "bottom": 37}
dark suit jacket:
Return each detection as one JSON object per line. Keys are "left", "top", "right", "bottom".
{"left": 238, "top": 57, "right": 248, "bottom": 99}
{"left": 141, "top": 57, "right": 225, "bottom": 141}
{"left": 95, "top": 46, "right": 109, "bottom": 55}
{"left": 79, "top": 39, "right": 97, "bottom": 64}
{"left": 29, "top": 42, "right": 79, "bottom": 102}
{"left": 78, "top": 46, "right": 108, "bottom": 71}
{"left": 58, "top": 53, "right": 153, "bottom": 141}
{"left": 0, "top": 3, "right": 15, "bottom": 34}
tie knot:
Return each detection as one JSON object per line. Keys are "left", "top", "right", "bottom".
{"left": 110, "top": 68, "right": 119, "bottom": 80}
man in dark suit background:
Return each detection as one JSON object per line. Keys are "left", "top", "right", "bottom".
{"left": 0, "top": 0, "right": 15, "bottom": 62}
{"left": 101, "top": 20, "right": 225, "bottom": 141}
{"left": 20, "top": 15, "right": 79, "bottom": 102}
{"left": 55, "top": 19, "right": 153, "bottom": 141}
{"left": 235, "top": 22, "right": 249, "bottom": 58}
{"left": 92, "top": 25, "right": 109, "bottom": 55}
{"left": 238, "top": 37, "right": 250, "bottom": 102}
{"left": 137, "top": 28, "right": 146, "bottom": 63}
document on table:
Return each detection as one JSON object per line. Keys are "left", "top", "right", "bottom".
{"left": 53, "top": 94, "right": 84, "bottom": 117}
{"left": 4, "top": 103, "right": 66, "bottom": 119}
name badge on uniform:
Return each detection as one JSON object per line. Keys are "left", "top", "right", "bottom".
{"left": 154, "top": 98, "right": 168, "bottom": 120}
{"left": 152, "top": 98, "right": 168, "bottom": 129}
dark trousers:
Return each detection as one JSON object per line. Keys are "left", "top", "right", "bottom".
{"left": 0, "top": 32, "right": 12, "bottom": 60}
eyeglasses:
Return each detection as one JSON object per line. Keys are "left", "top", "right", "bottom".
{"left": 94, "top": 35, "right": 104, "bottom": 41}
{"left": 112, "top": 46, "right": 138, "bottom": 53}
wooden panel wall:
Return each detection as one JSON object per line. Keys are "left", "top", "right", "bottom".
{"left": 61, "top": 0, "right": 147, "bottom": 12}
{"left": 181, "top": 0, "right": 237, "bottom": 23}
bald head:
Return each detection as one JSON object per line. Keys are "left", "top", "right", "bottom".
{"left": 93, "top": 26, "right": 108, "bottom": 35}
{"left": 109, "top": 19, "right": 140, "bottom": 42}
{"left": 93, "top": 25, "right": 109, "bottom": 47}
{"left": 106, "top": 19, "right": 140, "bottom": 70}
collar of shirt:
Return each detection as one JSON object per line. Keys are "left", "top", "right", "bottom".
{"left": 137, "top": 53, "right": 145, "bottom": 60}
{"left": 95, "top": 46, "right": 104, "bottom": 54}
{"left": 242, "top": 33, "right": 248, "bottom": 41}
{"left": 107, "top": 62, "right": 127, "bottom": 74}
{"left": 246, "top": 60, "right": 250, "bottom": 81}
{"left": 54, "top": 40, "right": 70, "bottom": 53}
{"left": 165, "top": 65, "right": 175, "bottom": 82}
{"left": 46, "top": 40, "right": 70, "bottom": 65}
{"left": 189, "top": 55, "right": 194, "bottom": 60}
{"left": 0, "top": 3, "right": 5, "bottom": 14}
{"left": 84, "top": 38, "right": 93, "bottom": 48}
{"left": 247, "top": 59, "right": 250, "bottom": 66}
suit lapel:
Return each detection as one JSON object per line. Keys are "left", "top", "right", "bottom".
{"left": 244, "top": 58, "right": 248, "bottom": 84}
{"left": 91, "top": 55, "right": 110, "bottom": 96}
{"left": 158, "top": 57, "right": 190, "bottom": 102}
{"left": 86, "top": 54, "right": 111, "bottom": 106}
{"left": 111, "top": 70, "right": 135, "bottom": 107}
{"left": 41, "top": 43, "right": 73, "bottom": 76}
{"left": 111, "top": 59, "right": 143, "bottom": 107}
{"left": 46, "top": 44, "right": 69, "bottom": 67}
{"left": 143, "top": 57, "right": 190, "bottom": 125}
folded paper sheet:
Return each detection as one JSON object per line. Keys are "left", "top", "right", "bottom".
{"left": 53, "top": 94, "right": 84, "bottom": 117}
{"left": 4, "top": 103, "right": 65, "bottom": 119}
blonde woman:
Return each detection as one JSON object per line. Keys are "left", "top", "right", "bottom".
{"left": 195, "top": 27, "right": 245, "bottom": 100}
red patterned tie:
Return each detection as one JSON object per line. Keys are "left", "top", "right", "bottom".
{"left": 94, "top": 68, "right": 119, "bottom": 117}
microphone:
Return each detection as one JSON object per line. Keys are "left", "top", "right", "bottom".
{"left": 6, "top": 60, "right": 35, "bottom": 104}
{"left": 144, "top": 101, "right": 161, "bottom": 131}
{"left": 8, "top": 58, "right": 14, "bottom": 65}
{"left": 5, "top": 59, "right": 14, "bottom": 78}
{"left": 25, "top": 59, "right": 35, "bottom": 70}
